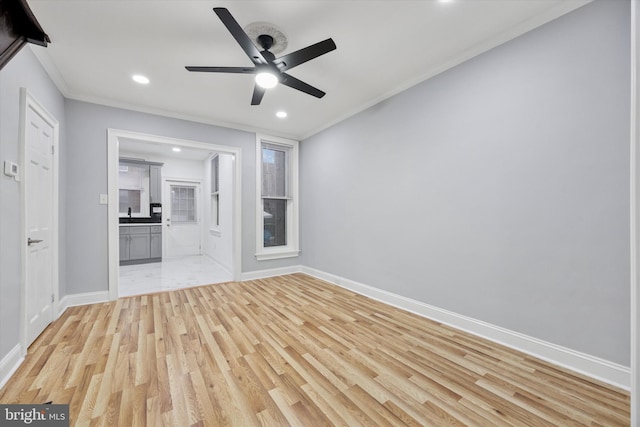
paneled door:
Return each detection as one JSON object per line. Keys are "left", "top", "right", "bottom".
{"left": 164, "top": 180, "right": 201, "bottom": 258}
{"left": 23, "top": 90, "right": 58, "bottom": 346}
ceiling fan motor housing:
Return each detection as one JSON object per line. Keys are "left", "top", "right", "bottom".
{"left": 257, "top": 34, "right": 274, "bottom": 50}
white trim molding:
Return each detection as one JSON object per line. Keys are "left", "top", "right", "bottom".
{"left": 0, "top": 345, "right": 24, "bottom": 390}
{"left": 630, "top": 0, "right": 639, "bottom": 423}
{"left": 240, "top": 265, "right": 303, "bottom": 282}
{"left": 56, "top": 291, "right": 110, "bottom": 318}
{"left": 300, "top": 266, "right": 631, "bottom": 391}
{"left": 255, "top": 134, "right": 300, "bottom": 261}
{"left": 107, "top": 129, "right": 243, "bottom": 300}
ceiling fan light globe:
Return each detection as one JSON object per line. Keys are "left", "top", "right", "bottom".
{"left": 255, "top": 72, "right": 278, "bottom": 89}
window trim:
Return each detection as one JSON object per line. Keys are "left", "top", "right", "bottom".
{"left": 170, "top": 184, "right": 198, "bottom": 223}
{"left": 118, "top": 161, "right": 150, "bottom": 217}
{"left": 210, "top": 154, "right": 221, "bottom": 235}
{"left": 255, "top": 134, "right": 299, "bottom": 260}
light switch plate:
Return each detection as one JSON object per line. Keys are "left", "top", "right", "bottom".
{"left": 3, "top": 161, "right": 19, "bottom": 180}
{"left": 99, "top": 194, "right": 108, "bottom": 205}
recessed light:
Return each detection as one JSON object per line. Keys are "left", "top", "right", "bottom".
{"left": 439, "top": 0, "right": 454, "bottom": 3}
{"left": 132, "top": 74, "right": 150, "bottom": 84}
{"left": 276, "top": 111, "right": 287, "bottom": 118}
{"left": 172, "top": 147, "right": 181, "bottom": 152}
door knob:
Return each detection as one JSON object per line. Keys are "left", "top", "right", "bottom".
{"left": 28, "top": 238, "right": 43, "bottom": 246}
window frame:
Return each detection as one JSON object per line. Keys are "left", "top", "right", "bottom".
{"left": 170, "top": 184, "right": 197, "bottom": 223}
{"left": 118, "top": 161, "right": 150, "bottom": 217}
{"left": 210, "top": 154, "right": 221, "bottom": 235}
{"left": 255, "top": 134, "right": 299, "bottom": 260}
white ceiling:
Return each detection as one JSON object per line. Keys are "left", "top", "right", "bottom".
{"left": 27, "top": 0, "right": 590, "bottom": 140}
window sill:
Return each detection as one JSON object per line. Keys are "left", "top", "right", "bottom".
{"left": 255, "top": 249, "right": 300, "bottom": 261}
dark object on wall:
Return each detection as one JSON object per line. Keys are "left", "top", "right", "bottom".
{"left": 186, "top": 7, "right": 336, "bottom": 106}
{"left": 0, "top": 0, "right": 49, "bottom": 70}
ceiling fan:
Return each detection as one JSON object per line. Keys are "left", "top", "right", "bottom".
{"left": 186, "top": 7, "right": 337, "bottom": 106}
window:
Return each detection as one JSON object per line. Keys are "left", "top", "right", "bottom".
{"left": 256, "top": 135, "right": 299, "bottom": 260}
{"left": 119, "top": 189, "right": 141, "bottom": 214}
{"left": 170, "top": 185, "right": 197, "bottom": 223}
{"left": 211, "top": 155, "right": 220, "bottom": 229}
{"left": 118, "top": 162, "right": 149, "bottom": 216}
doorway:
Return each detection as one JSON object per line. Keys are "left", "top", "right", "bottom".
{"left": 164, "top": 180, "right": 201, "bottom": 258}
{"left": 107, "top": 129, "right": 242, "bottom": 300}
{"left": 20, "top": 88, "right": 59, "bottom": 349}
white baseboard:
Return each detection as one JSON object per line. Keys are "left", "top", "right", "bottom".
{"left": 56, "top": 291, "right": 109, "bottom": 317}
{"left": 0, "top": 344, "right": 24, "bottom": 389}
{"left": 240, "top": 265, "right": 302, "bottom": 281}
{"left": 203, "top": 253, "right": 233, "bottom": 277}
{"left": 301, "top": 266, "right": 631, "bottom": 391}
{"left": 45, "top": 269, "right": 631, "bottom": 390}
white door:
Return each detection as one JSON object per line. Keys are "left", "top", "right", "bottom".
{"left": 164, "top": 180, "right": 201, "bottom": 257}
{"left": 24, "top": 93, "right": 57, "bottom": 345}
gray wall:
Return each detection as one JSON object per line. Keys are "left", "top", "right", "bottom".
{"left": 0, "top": 0, "right": 631, "bottom": 370}
{"left": 64, "top": 100, "right": 299, "bottom": 295}
{"left": 300, "top": 0, "right": 631, "bottom": 365}
{"left": 1, "top": 48, "right": 302, "bottom": 363}
{"left": 0, "top": 47, "right": 66, "bottom": 360}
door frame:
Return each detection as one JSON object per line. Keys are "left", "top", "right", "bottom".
{"left": 630, "top": 0, "right": 639, "bottom": 423}
{"left": 163, "top": 178, "right": 203, "bottom": 258}
{"left": 19, "top": 88, "right": 59, "bottom": 353}
{"left": 107, "top": 129, "right": 243, "bottom": 300}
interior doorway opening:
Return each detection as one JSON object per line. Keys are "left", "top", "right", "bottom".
{"left": 107, "top": 129, "right": 242, "bottom": 300}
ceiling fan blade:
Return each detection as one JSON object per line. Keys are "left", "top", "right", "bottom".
{"left": 185, "top": 66, "right": 256, "bottom": 73}
{"left": 281, "top": 73, "right": 326, "bottom": 98}
{"left": 213, "top": 7, "right": 267, "bottom": 66}
{"left": 251, "top": 85, "right": 266, "bottom": 105}
{"left": 275, "top": 38, "right": 336, "bottom": 72}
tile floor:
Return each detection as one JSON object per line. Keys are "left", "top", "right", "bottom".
{"left": 118, "top": 255, "right": 233, "bottom": 297}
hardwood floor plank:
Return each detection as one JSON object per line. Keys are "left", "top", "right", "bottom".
{"left": 0, "top": 273, "right": 630, "bottom": 426}
{"left": 299, "top": 383, "right": 354, "bottom": 426}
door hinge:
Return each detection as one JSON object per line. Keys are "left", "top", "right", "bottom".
{"left": 51, "top": 145, "right": 54, "bottom": 155}
{"left": 51, "top": 293, "right": 54, "bottom": 303}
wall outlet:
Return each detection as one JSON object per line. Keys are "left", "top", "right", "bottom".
{"left": 99, "top": 194, "right": 108, "bottom": 205}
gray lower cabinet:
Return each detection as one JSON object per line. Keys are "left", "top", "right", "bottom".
{"left": 129, "top": 227, "right": 151, "bottom": 260}
{"left": 119, "top": 229, "right": 130, "bottom": 262}
{"left": 120, "top": 225, "right": 162, "bottom": 265}
{"left": 150, "top": 226, "right": 162, "bottom": 258}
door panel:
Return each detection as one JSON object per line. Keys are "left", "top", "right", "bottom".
{"left": 164, "top": 181, "right": 201, "bottom": 258}
{"left": 25, "top": 101, "right": 55, "bottom": 345}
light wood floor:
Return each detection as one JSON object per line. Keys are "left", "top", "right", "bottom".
{"left": 0, "top": 274, "right": 630, "bottom": 426}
